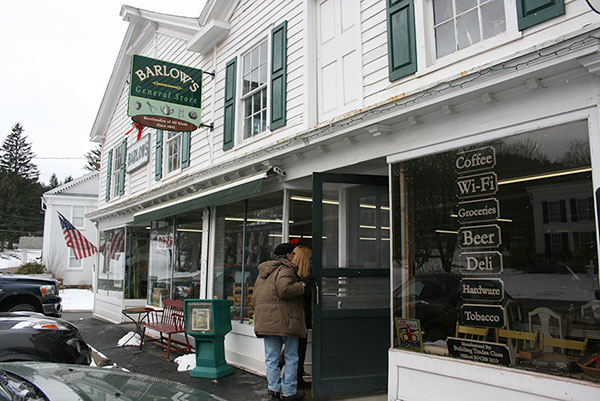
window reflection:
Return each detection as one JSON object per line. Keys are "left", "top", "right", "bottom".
{"left": 392, "top": 120, "right": 599, "bottom": 381}
{"left": 213, "top": 192, "right": 283, "bottom": 321}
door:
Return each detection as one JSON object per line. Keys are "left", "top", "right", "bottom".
{"left": 317, "top": 0, "right": 363, "bottom": 122}
{"left": 312, "top": 173, "right": 390, "bottom": 398}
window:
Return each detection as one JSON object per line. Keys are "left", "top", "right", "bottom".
{"left": 213, "top": 192, "right": 283, "bottom": 321}
{"left": 433, "top": 0, "right": 506, "bottom": 58}
{"left": 165, "top": 131, "right": 182, "bottom": 174}
{"left": 112, "top": 145, "right": 123, "bottom": 197}
{"left": 547, "top": 200, "right": 562, "bottom": 223}
{"left": 72, "top": 206, "right": 85, "bottom": 228}
{"left": 69, "top": 249, "right": 81, "bottom": 268}
{"left": 242, "top": 40, "right": 268, "bottom": 139}
{"left": 575, "top": 198, "right": 594, "bottom": 221}
{"left": 391, "top": 120, "right": 598, "bottom": 383}
{"left": 97, "top": 228, "right": 126, "bottom": 299}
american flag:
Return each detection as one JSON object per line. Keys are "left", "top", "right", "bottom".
{"left": 57, "top": 212, "right": 98, "bottom": 260}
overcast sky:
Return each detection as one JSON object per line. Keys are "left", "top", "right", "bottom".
{"left": 0, "top": 1, "right": 206, "bottom": 185}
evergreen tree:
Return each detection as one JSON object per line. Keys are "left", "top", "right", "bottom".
{"left": 48, "top": 173, "right": 59, "bottom": 189}
{"left": 63, "top": 175, "right": 73, "bottom": 184}
{"left": 0, "top": 123, "right": 39, "bottom": 181}
{"left": 84, "top": 144, "right": 101, "bottom": 171}
{"left": 0, "top": 123, "right": 43, "bottom": 250}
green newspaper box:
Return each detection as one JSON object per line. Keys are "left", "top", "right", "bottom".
{"left": 184, "top": 299, "right": 233, "bottom": 378}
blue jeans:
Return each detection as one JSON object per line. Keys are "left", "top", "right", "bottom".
{"left": 264, "top": 335, "right": 299, "bottom": 397}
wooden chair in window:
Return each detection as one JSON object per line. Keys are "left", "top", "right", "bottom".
{"left": 541, "top": 335, "right": 588, "bottom": 357}
{"left": 495, "top": 329, "right": 540, "bottom": 365}
{"left": 455, "top": 322, "right": 489, "bottom": 341}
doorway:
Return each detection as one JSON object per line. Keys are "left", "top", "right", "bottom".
{"left": 311, "top": 172, "right": 390, "bottom": 398}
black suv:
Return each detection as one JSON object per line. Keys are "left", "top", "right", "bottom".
{"left": 0, "top": 274, "right": 62, "bottom": 317}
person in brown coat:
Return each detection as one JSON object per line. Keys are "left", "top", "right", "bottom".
{"left": 253, "top": 242, "right": 306, "bottom": 401}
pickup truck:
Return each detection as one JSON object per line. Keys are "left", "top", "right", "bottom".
{"left": 0, "top": 274, "right": 62, "bottom": 317}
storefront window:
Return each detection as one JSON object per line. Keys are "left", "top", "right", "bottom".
{"left": 213, "top": 192, "right": 283, "bottom": 321}
{"left": 172, "top": 212, "right": 203, "bottom": 301}
{"left": 392, "top": 120, "right": 599, "bottom": 381}
{"left": 148, "top": 220, "right": 173, "bottom": 307}
{"left": 125, "top": 226, "right": 149, "bottom": 299}
{"left": 97, "top": 228, "right": 126, "bottom": 299}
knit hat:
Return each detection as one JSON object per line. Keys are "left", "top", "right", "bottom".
{"left": 273, "top": 242, "right": 295, "bottom": 257}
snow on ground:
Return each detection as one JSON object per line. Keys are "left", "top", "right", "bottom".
{"left": 0, "top": 250, "right": 40, "bottom": 270}
{"left": 60, "top": 288, "right": 94, "bottom": 311}
{"left": 174, "top": 354, "right": 197, "bottom": 372}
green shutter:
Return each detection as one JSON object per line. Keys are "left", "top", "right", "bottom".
{"left": 223, "top": 58, "right": 237, "bottom": 151}
{"left": 119, "top": 139, "right": 127, "bottom": 196}
{"left": 387, "top": 0, "right": 417, "bottom": 81}
{"left": 270, "top": 20, "right": 288, "bottom": 130}
{"left": 105, "top": 149, "right": 112, "bottom": 202}
{"left": 155, "top": 130, "right": 163, "bottom": 181}
{"left": 516, "top": 0, "right": 565, "bottom": 31}
{"left": 182, "top": 131, "right": 191, "bottom": 168}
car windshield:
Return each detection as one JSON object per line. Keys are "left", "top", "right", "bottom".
{"left": 0, "top": 369, "right": 48, "bottom": 401}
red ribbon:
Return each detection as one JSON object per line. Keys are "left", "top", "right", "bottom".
{"left": 124, "top": 122, "right": 144, "bottom": 140}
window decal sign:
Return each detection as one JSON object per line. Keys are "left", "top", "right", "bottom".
{"left": 458, "top": 251, "right": 503, "bottom": 274}
{"left": 458, "top": 224, "right": 501, "bottom": 249}
{"left": 454, "top": 146, "right": 496, "bottom": 174}
{"left": 447, "top": 337, "right": 510, "bottom": 366}
{"left": 461, "top": 304, "right": 505, "bottom": 328}
{"left": 394, "top": 318, "right": 423, "bottom": 352}
{"left": 128, "top": 54, "right": 202, "bottom": 132}
{"left": 456, "top": 198, "right": 499, "bottom": 224}
{"left": 460, "top": 278, "right": 504, "bottom": 302}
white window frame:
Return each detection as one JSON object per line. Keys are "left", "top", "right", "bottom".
{"left": 112, "top": 145, "right": 123, "bottom": 198}
{"left": 165, "top": 131, "right": 182, "bottom": 175}
{"left": 68, "top": 249, "right": 82, "bottom": 269}
{"left": 72, "top": 206, "right": 86, "bottom": 229}
{"left": 238, "top": 37, "right": 271, "bottom": 145}
{"left": 416, "top": 0, "right": 520, "bottom": 73}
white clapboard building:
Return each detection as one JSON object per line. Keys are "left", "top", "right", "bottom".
{"left": 88, "top": 1, "right": 600, "bottom": 399}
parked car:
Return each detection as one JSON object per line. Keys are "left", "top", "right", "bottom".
{"left": 0, "top": 362, "right": 226, "bottom": 401}
{"left": 0, "top": 273, "right": 62, "bottom": 317}
{"left": 0, "top": 312, "right": 90, "bottom": 365}
{"left": 394, "top": 273, "right": 522, "bottom": 342}
{"left": 394, "top": 274, "right": 462, "bottom": 342}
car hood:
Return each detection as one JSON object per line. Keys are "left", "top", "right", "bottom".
{"left": 0, "top": 362, "right": 226, "bottom": 401}
{"left": 0, "top": 312, "right": 77, "bottom": 332}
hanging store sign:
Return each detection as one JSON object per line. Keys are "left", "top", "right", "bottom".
{"left": 458, "top": 225, "right": 501, "bottom": 249}
{"left": 460, "top": 278, "right": 504, "bottom": 302}
{"left": 128, "top": 54, "right": 202, "bottom": 132}
{"left": 458, "top": 251, "right": 503, "bottom": 274}
{"left": 456, "top": 198, "right": 499, "bottom": 224}
{"left": 456, "top": 172, "right": 498, "bottom": 199}
{"left": 461, "top": 304, "right": 505, "bottom": 328}
{"left": 454, "top": 146, "right": 496, "bottom": 174}
{"left": 126, "top": 135, "right": 150, "bottom": 173}
{"left": 447, "top": 338, "right": 510, "bottom": 366}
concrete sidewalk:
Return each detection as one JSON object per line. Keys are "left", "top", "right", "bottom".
{"left": 63, "top": 312, "right": 386, "bottom": 401}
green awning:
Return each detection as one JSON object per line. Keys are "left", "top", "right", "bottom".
{"left": 133, "top": 174, "right": 265, "bottom": 223}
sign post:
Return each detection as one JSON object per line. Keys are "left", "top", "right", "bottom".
{"left": 184, "top": 299, "right": 233, "bottom": 379}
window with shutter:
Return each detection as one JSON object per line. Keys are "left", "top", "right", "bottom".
{"left": 155, "top": 130, "right": 163, "bottom": 180}
{"left": 387, "top": 0, "right": 417, "bottom": 81}
{"left": 119, "top": 139, "right": 127, "bottom": 196}
{"left": 270, "top": 21, "right": 287, "bottom": 130}
{"left": 223, "top": 58, "right": 237, "bottom": 151}
{"left": 105, "top": 149, "right": 112, "bottom": 202}
{"left": 516, "top": 0, "right": 564, "bottom": 31}
{"left": 242, "top": 41, "right": 268, "bottom": 139}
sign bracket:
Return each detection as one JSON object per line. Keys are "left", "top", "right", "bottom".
{"left": 200, "top": 123, "right": 214, "bottom": 131}
{"left": 203, "top": 70, "right": 216, "bottom": 79}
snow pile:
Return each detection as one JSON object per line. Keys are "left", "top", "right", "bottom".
{"left": 118, "top": 332, "right": 141, "bottom": 347}
{"left": 174, "top": 354, "right": 197, "bottom": 372}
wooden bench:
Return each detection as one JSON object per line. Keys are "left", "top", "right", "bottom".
{"left": 139, "top": 299, "right": 192, "bottom": 360}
